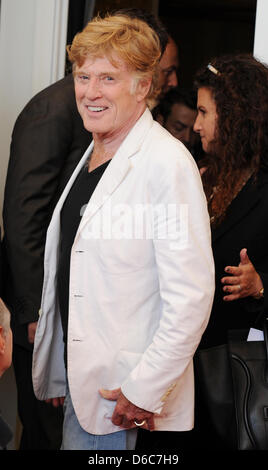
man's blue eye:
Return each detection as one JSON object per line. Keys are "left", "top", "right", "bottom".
{"left": 76, "top": 75, "right": 89, "bottom": 82}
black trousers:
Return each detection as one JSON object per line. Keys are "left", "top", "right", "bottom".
{"left": 12, "top": 344, "right": 64, "bottom": 450}
{"left": 136, "top": 428, "right": 195, "bottom": 450}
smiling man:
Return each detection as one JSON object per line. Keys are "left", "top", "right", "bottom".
{"left": 73, "top": 55, "right": 149, "bottom": 170}
{"left": 32, "top": 13, "right": 214, "bottom": 451}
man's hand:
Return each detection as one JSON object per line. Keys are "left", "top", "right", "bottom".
{"left": 45, "top": 397, "right": 65, "bottom": 407}
{"left": 99, "top": 388, "right": 155, "bottom": 431}
{"left": 28, "top": 321, "right": 38, "bottom": 344}
{"left": 221, "top": 248, "right": 264, "bottom": 301}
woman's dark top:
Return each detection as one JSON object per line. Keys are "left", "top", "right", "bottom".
{"left": 199, "top": 171, "right": 268, "bottom": 350}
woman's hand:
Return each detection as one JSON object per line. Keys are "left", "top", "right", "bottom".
{"left": 221, "top": 248, "right": 264, "bottom": 301}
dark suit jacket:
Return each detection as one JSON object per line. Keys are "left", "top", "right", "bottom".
{"left": 199, "top": 170, "right": 268, "bottom": 349}
{"left": 2, "top": 73, "right": 91, "bottom": 349}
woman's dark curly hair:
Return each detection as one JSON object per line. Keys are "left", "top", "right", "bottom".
{"left": 194, "top": 53, "right": 268, "bottom": 225}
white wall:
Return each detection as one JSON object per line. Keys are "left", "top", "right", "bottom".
{"left": 0, "top": 0, "right": 69, "bottom": 223}
{"left": 0, "top": 0, "right": 68, "bottom": 449}
{"left": 254, "top": 0, "right": 268, "bottom": 65}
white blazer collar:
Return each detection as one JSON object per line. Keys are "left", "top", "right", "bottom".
{"left": 75, "top": 108, "right": 154, "bottom": 232}
{"left": 48, "top": 108, "right": 154, "bottom": 238}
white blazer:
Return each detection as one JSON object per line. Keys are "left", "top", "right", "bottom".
{"left": 32, "top": 108, "right": 214, "bottom": 435}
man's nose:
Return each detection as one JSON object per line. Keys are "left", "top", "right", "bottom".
{"left": 85, "top": 77, "right": 102, "bottom": 99}
{"left": 168, "top": 70, "right": 178, "bottom": 88}
{"left": 181, "top": 127, "right": 191, "bottom": 145}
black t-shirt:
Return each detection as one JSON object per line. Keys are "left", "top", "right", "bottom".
{"left": 57, "top": 159, "right": 111, "bottom": 359}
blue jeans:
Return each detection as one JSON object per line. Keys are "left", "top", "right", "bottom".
{"left": 61, "top": 385, "right": 138, "bottom": 450}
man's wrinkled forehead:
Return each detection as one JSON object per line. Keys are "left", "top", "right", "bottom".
{"left": 73, "top": 52, "right": 133, "bottom": 74}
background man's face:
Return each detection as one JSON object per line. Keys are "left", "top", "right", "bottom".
{"left": 165, "top": 102, "right": 198, "bottom": 151}
{"left": 158, "top": 38, "right": 179, "bottom": 96}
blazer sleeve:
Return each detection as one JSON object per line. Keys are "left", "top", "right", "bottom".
{"left": 2, "top": 88, "right": 87, "bottom": 326}
{"left": 121, "top": 147, "right": 215, "bottom": 413}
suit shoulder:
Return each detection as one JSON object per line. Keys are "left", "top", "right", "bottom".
{"left": 145, "top": 120, "right": 197, "bottom": 172}
{"left": 17, "top": 75, "right": 75, "bottom": 119}
{"left": 29, "top": 74, "right": 74, "bottom": 104}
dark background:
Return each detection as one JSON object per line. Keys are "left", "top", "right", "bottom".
{"left": 66, "top": 0, "right": 257, "bottom": 88}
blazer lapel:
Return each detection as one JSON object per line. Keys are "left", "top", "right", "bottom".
{"left": 75, "top": 108, "right": 154, "bottom": 237}
{"left": 212, "top": 173, "right": 267, "bottom": 243}
{"left": 76, "top": 153, "right": 132, "bottom": 236}
{"left": 50, "top": 144, "right": 93, "bottom": 221}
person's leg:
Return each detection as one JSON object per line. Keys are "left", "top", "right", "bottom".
{"left": 135, "top": 428, "right": 194, "bottom": 450}
{"left": 126, "top": 428, "right": 138, "bottom": 450}
{"left": 61, "top": 385, "right": 137, "bottom": 450}
{"left": 13, "top": 344, "right": 63, "bottom": 449}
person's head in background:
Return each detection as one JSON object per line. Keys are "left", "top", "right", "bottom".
{"left": 113, "top": 8, "right": 172, "bottom": 106}
{"left": 111, "top": 9, "right": 178, "bottom": 104}
{"left": 0, "top": 299, "right": 12, "bottom": 377}
{"left": 158, "top": 36, "right": 179, "bottom": 97}
{"left": 113, "top": 8, "right": 168, "bottom": 58}
{"left": 153, "top": 87, "right": 203, "bottom": 161}
{"left": 193, "top": 53, "right": 268, "bottom": 226}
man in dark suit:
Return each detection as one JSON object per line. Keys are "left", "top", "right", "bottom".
{"left": 2, "top": 73, "right": 91, "bottom": 449}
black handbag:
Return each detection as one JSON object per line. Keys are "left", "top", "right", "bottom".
{"left": 194, "top": 317, "right": 268, "bottom": 450}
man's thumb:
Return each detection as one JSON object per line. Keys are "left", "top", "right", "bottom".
{"left": 99, "top": 388, "right": 121, "bottom": 401}
{"left": 240, "top": 248, "right": 249, "bottom": 265}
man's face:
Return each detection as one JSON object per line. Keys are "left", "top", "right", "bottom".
{"left": 74, "top": 55, "right": 148, "bottom": 139}
{"left": 165, "top": 102, "right": 198, "bottom": 151}
{"left": 158, "top": 39, "right": 179, "bottom": 96}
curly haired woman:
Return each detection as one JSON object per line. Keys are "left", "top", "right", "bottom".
{"left": 193, "top": 53, "right": 268, "bottom": 448}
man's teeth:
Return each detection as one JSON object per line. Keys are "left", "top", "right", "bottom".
{"left": 88, "top": 106, "right": 107, "bottom": 112}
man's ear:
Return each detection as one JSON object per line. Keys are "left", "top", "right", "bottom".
{"left": 136, "top": 77, "right": 152, "bottom": 103}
